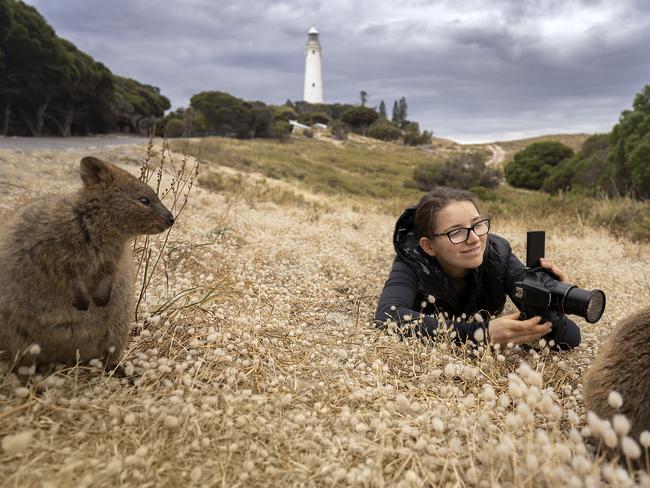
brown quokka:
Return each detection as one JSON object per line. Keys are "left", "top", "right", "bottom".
{"left": 0, "top": 156, "right": 174, "bottom": 371}
{"left": 583, "top": 307, "right": 650, "bottom": 463}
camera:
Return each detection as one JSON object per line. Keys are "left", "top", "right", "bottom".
{"left": 513, "top": 231, "right": 606, "bottom": 324}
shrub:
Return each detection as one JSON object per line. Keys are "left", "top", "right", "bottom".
{"left": 165, "top": 118, "right": 185, "bottom": 138}
{"left": 367, "top": 119, "right": 401, "bottom": 141}
{"left": 542, "top": 134, "right": 610, "bottom": 194}
{"left": 404, "top": 129, "right": 433, "bottom": 146}
{"left": 413, "top": 152, "right": 500, "bottom": 190}
{"left": 299, "top": 112, "right": 330, "bottom": 126}
{"left": 330, "top": 120, "right": 349, "bottom": 141}
{"left": 341, "top": 106, "right": 379, "bottom": 133}
{"left": 505, "top": 141, "right": 573, "bottom": 190}
{"left": 270, "top": 119, "right": 291, "bottom": 141}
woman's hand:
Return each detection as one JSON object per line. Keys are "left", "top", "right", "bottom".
{"left": 539, "top": 258, "right": 569, "bottom": 283}
{"left": 488, "top": 312, "right": 552, "bottom": 346}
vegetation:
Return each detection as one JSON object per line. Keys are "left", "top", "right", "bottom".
{"left": 412, "top": 151, "right": 500, "bottom": 191}
{"left": 504, "top": 141, "right": 574, "bottom": 190}
{"left": 171, "top": 136, "right": 437, "bottom": 200}
{"left": 542, "top": 134, "right": 610, "bottom": 194}
{"left": 607, "top": 84, "right": 650, "bottom": 198}
{"left": 0, "top": 0, "right": 169, "bottom": 136}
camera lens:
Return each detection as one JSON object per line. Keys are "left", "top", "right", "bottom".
{"left": 564, "top": 287, "right": 606, "bottom": 323}
{"left": 585, "top": 290, "right": 606, "bottom": 323}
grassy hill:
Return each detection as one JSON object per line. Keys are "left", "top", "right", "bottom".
{"left": 172, "top": 134, "right": 650, "bottom": 242}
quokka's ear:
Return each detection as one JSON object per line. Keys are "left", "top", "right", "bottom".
{"left": 80, "top": 157, "right": 114, "bottom": 187}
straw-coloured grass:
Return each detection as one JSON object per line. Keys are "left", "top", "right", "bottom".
{"left": 0, "top": 140, "right": 649, "bottom": 487}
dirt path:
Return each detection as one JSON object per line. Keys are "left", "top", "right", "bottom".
{"left": 486, "top": 143, "right": 506, "bottom": 166}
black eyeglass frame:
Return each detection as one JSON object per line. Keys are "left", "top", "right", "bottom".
{"left": 431, "top": 218, "right": 491, "bottom": 244}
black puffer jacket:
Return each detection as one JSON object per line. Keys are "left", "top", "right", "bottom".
{"left": 374, "top": 206, "right": 580, "bottom": 349}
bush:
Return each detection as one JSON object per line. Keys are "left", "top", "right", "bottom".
{"left": 165, "top": 118, "right": 185, "bottom": 138}
{"left": 367, "top": 119, "right": 401, "bottom": 141}
{"left": 269, "top": 119, "right": 291, "bottom": 141}
{"left": 341, "top": 106, "right": 379, "bottom": 133}
{"left": 505, "top": 141, "right": 573, "bottom": 190}
{"left": 542, "top": 134, "right": 610, "bottom": 194}
{"left": 413, "top": 152, "right": 500, "bottom": 190}
{"left": 404, "top": 129, "right": 432, "bottom": 146}
{"left": 329, "top": 120, "right": 349, "bottom": 141}
{"left": 299, "top": 112, "right": 330, "bottom": 126}
{"left": 303, "top": 129, "right": 314, "bottom": 138}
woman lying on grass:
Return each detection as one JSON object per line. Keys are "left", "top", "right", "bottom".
{"left": 375, "top": 186, "right": 580, "bottom": 349}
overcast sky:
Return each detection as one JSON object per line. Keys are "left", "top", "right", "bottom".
{"left": 23, "top": 0, "right": 650, "bottom": 143}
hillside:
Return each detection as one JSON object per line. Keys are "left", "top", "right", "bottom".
{"left": 1, "top": 139, "right": 649, "bottom": 486}
{"left": 493, "top": 133, "right": 592, "bottom": 164}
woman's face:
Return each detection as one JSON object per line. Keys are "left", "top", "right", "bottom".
{"left": 419, "top": 200, "right": 488, "bottom": 278}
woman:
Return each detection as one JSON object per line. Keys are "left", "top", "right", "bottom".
{"left": 375, "top": 186, "right": 580, "bottom": 349}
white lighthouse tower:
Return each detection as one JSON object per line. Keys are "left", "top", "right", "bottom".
{"left": 303, "top": 26, "right": 323, "bottom": 103}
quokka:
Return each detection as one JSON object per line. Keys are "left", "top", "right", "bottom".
{"left": 583, "top": 307, "right": 650, "bottom": 463}
{"left": 0, "top": 156, "right": 174, "bottom": 371}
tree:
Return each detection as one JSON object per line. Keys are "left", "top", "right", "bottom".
{"left": 390, "top": 97, "right": 409, "bottom": 127}
{"left": 114, "top": 76, "right": 170, "bottom": 134}
{"left": 391, "top": 100, "right": 400, "bottom": 124}
{"left": 378, "top": 100, "right": 386, "bottom": 119}
{"left": 607, "top": 84, "right": 650, "bottom": 197}
{"left": 359, "top": 90, "right": 368, "bottom": 107}
{"left": 504, "top": 141, "right": 574, "bottom": 190}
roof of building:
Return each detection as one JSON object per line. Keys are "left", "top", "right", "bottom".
{"left": 308, "top": 26, "right": 319, "bottom": 34}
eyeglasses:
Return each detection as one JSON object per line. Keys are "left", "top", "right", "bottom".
{"left": 432, "top": 218, "right": 490, "bottom": 244}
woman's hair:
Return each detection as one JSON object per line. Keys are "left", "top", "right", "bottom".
{"left": 413, "top": 186, "right": 480, "bottom": 239}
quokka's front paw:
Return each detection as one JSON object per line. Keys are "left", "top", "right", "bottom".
{"left": 73, "top": 290, "right": 90, "bottom": 311}
{"left": 92, "top": 285, "right": 112, "bottom": 307}
{"left": 93, "top": 294, "right": 111, "bottom": 307}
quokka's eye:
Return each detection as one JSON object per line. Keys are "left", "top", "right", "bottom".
{"left": 138, "top": 197, "right": 151, "bottom": 205}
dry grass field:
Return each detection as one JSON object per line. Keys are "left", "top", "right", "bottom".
{"left": 1, "top": 137, "right": 649, "bottom": 487}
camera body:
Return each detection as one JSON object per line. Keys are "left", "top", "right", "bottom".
{"left": 513, "top": 231, "right": 606, "bottom": 324}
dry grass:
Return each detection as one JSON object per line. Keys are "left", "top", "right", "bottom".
{"left": 1, "top": 140, "right": 649, "bottom": 487}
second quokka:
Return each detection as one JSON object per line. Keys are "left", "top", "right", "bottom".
{"left": 0, "top": 156, "right": 174, "bottom": 371}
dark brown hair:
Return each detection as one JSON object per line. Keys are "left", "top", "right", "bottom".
{"left": 413, "top": 186, "right": 480, "bottom": 239}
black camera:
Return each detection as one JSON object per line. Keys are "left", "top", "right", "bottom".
{"left": 513, "top": 231, "right": 606, "bottom": 324}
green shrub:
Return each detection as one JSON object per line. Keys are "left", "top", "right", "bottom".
{"left": 330, "top": 120, "right": 349, "bottom": 141}
{"left": 341, "top": 106, "right": 379, "bottom": 133}
{"left": 403, "top": 129, "right": 432, "bottom": 146}
{"left": 542, "top": 134, "right": 610, "bottom": 194}
{"left": 413, "top": 152, "right": 500, "bottom": 190}
{"left": 505, "top": 141, "right": 573, "bottom": 190}
{"left": 367, "top": 119, "right": 401, "bottom": 141}
{"left": 270, "top": 119, "right": 291, "bottom": 141}
{"left": 165, "top": 118, "right": 185, "bottom": 138}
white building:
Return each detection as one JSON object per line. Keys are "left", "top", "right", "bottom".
{"left": 303, "top": 27, "right": 323, "bottom": 104}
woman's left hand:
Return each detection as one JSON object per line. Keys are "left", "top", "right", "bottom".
{"left": 540, "top": 258, "right": 569, "bottom": 283}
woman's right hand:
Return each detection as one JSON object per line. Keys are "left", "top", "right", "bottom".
{"left": 488, "top": 312, "right": 552, "bottom": 346}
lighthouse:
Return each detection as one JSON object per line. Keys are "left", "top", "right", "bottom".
{"left": 303, "top": 26, "right": 323, "bottom": 103}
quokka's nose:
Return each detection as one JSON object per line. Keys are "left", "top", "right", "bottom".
{"left": 164, "top": 212, "right": 175, "bottom": 226}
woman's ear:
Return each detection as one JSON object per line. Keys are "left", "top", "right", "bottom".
{"left": 419, "top": 236, "right": 436, "bottom": 256}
